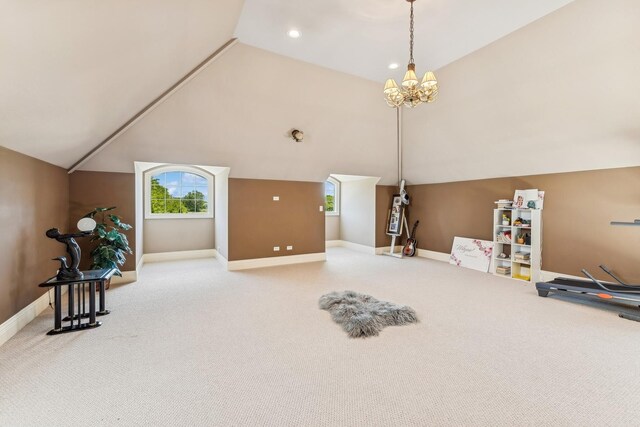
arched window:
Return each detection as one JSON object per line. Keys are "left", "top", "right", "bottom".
{"left": 145, "top": 166, "right": 213, "bottom": 219}
{"left": 325, "top": 177, "right": 340, "bottom": 215}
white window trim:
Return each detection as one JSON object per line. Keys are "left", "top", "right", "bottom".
{"left": 145, "top": 165, "right": 214, "bottom": 219}
{"left": 325, "top": 177, "right": 340, "bottom": 216}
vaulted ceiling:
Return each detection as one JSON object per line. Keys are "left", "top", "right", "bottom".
{"left": 0, "top": 0, "right": 244, "bottom": 168}
{"left": 0, "top": 0, "right": 583, "bottom": 171}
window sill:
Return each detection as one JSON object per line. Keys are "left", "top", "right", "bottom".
{"left": 145, "top": 214, "right": 214, "bottom": 220}
{"left": 325, "top": 212, "right": 340, "bottom": 217}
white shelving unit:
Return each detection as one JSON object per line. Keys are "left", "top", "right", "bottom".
{"left": 492, "top": 208, "right": 542, "bottom": 283}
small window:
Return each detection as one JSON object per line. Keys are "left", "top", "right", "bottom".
{"left": 325, "top": 177, "right": 340, "bottom": 215}
{"left": 145, "top": 167, "right": 213, "bottom": 219}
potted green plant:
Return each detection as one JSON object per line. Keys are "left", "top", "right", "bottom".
{"left": 83, "top": 207, "right": 132, "bottom": 281}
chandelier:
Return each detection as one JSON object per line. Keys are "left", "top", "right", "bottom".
{"left": 384, "top": 0, "right": 438, "bottom": 108}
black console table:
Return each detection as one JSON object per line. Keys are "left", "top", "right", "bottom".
{"left": 39, "top": 268, "right": 116, "bottom": 335}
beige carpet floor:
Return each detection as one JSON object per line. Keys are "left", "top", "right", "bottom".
{"left": 1, "top": 247, "right": 640, "bottom": 426}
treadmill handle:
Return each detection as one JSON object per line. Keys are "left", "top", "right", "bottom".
{"left": 599, "top": 265, "right": 640, "bottom": 288}
{"left": 581, "top": 269, "right": 616, "bottom": 293}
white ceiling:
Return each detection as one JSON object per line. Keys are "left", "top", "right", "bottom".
{"left": 235, "top": 0, "right": 576, "bottom": 83}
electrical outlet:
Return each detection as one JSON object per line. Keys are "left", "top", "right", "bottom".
{"left": 273, "top": 246, "right": 280, "bottom": 251}
{"left": 286, "top": 246, "right": 293, "bottom": 251}
{"left": 319, "top": 205, "right": 323, "bottom": 212}
{"left": 273, "top": 196, "right": 280, "bottom": 201}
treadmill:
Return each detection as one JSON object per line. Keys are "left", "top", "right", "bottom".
{"left": 536, "top": 267, "right": 640, "bottom": 321}
{"left": 536, "top": 219, "right": 640, "bottom": 321}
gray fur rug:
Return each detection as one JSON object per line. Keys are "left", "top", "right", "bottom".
{"left": 319, "top": 290, "right": 418, "bottom": 338}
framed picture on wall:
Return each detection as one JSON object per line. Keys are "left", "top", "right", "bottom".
{"left": 386, "top": 194, "right": 405, "bottom": 236}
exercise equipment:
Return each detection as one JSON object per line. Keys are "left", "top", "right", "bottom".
{"left": 536, "top": 265, "right": 640, "bottom": 321}
{"left": 536, "top": 218, "right": 639, "bottom": 321}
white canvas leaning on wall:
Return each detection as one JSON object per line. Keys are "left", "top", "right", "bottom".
{"left": 449, "top": 237, "right": 494, "bottom": 273}
{"left": 513, "top": 189, "right": 545, "bottom": 209}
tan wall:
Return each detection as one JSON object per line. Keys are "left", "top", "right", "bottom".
{"left": 402, "top": 167, "right": 640, "bottom": 283}
{"left": 375, "top": 185, "right": 397, "bottom": 247}
{"left": 0, "top": 148, "right": 69, "bottom": 324}
{"left": 228, "top": 178, "right": 325, "bottom": 261}
{"left": 144, "top": 219, "right": 214, "bottom": 254}
{"left": 69, "top": 171, "right": 136, "bottom": 272}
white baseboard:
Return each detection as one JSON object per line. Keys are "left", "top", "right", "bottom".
{"left": 227, "top": 252, "right": 326, "bottom": 271}
{"left": 375, "top": 246, "right": 402, "bottom": 255}
{"left": 416, "top": 249, "right": 451, "bottom": 263}
{"left": 411, "top": 250, "right": 592, "bottom": 282}
{"left": 409, "top": 250, "right": 589, "bottom": 282}
{"left": 143, "top": 249, "right": 217, "bottom": 263}
{"left": 539, "top": 270, "right": 586, "bottom": 283}
{"left": 0, "top": 290, "right": 52, "bottom": 347}
{"left": 325, "top": 240, "right": 342, "bottom": 248}
{"left": 375, "top": 246, "right": 450, "bottom": 262}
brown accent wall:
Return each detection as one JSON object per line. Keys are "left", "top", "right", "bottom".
{"left": 0, "top": 148, "right": 69, "bottom": 324}
{"left": 398, "top": 167, "right": 640, "bottom": 283}
{"left": 375, "top": 185, "right": 397, "bottom": 247}
{"left": 228, "top": 178, "right": 325, "bottom": 261}
{"left": 69, "top": 171, "right": 136, "bottom": 272}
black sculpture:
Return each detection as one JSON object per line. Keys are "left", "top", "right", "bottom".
{"left": 46, "top": 228, "right": 91, "bottom": 280}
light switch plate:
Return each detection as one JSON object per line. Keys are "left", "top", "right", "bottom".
{"left": 319, "top": 205, "right": 323, "bottom": 212}
{"left": 273, "top": 246, "right": 280, "bottom": 251}
{"left": 286, "top": 246, "right": 293, "bottom": 250}
{"left": 273, "top": 196, "right": 279, "bottom": 201}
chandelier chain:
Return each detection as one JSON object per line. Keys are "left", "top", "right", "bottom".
{"left": 409, "top": 1, "right": 414, "bottom": 65}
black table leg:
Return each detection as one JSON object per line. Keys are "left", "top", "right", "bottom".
{"left": 97, "top": 279, "right": 110, "bottom": 315}
{"left": 68, "top": 283, "right": 75, "bottom": 322}
{"left": 54, "top": 286, "right": 62, "bottom": 332}
{"left": 82, "top": 283, "right": 86, "bottom": 318}
{"left": 89, "top": 281, "right": 97, "bottom": 326}
{"left": 77, "top": 284, "right": 82, "bottom": 327}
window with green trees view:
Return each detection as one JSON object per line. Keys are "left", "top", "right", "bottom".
{"left": 147, "top": 169, "right": 213, "bottom": 218}
{"left": 325, "top": 177, "right": 339, "bottom": 215}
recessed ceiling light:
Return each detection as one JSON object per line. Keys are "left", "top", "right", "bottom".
{"left": 287, "top": 29, "right": 301, "bottom": 38}
{"left": 388, "top": 63, "right": 399, "bottom": 70}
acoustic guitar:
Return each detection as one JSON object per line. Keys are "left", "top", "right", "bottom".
{"left": 403, "top": 220, "right": 419, "bottom": 257}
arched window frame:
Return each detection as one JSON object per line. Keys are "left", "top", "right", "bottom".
{"left": 325, "top": 177, "right": 340, "bottom": 216}
{"left": 144, "top": 165, "right": 214, "bottom": 219}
